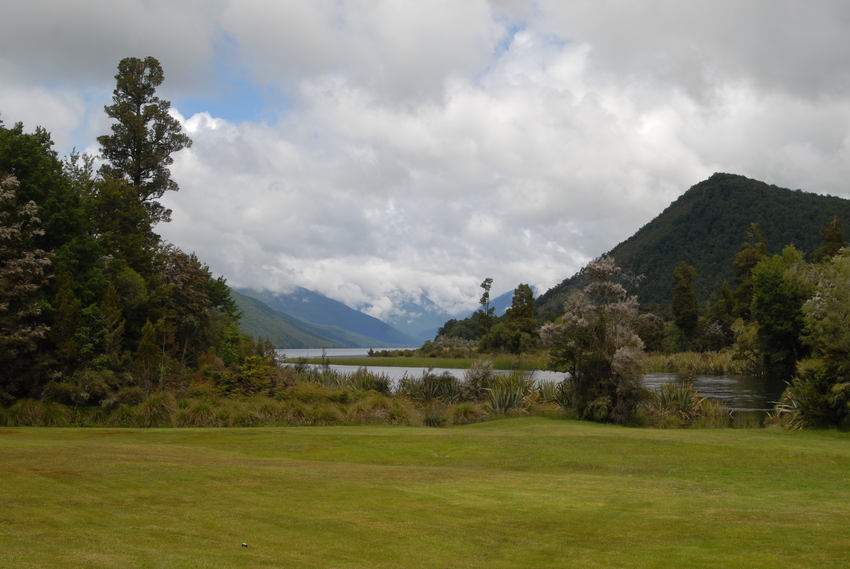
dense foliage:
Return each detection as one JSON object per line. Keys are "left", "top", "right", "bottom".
{"left": 541, "top": 257, "right": 646, "bottom": 423}
{"left": 0, "top": 58, "right": 275, "bottom": 406}
{"left": 537, "top": 173, "right": 850, "bottom": 317}
{"left": 434, "top": 178, "right": 850, "bottom": 428}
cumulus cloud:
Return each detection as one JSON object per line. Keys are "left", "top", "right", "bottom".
{"left": 4, "top": 1, "right": 850, "bottom": 320}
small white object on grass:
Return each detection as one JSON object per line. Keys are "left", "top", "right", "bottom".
{"left": 242, "top": 543, "right": 248, "bottom": 547}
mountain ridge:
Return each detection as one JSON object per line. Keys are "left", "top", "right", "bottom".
{"left": 537, "top": 173, "right": 850, "bottom": 318}
{"left": 235, "top": 287, "right": 421, "bottom": 348}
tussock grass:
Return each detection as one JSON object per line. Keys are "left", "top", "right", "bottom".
{"left": 643, "top": 381, "right": 732, "bottom": 428}
{"left": 644, "top": 350, "right": 749, "bottom": 375}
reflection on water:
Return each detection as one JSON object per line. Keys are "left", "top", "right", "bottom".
{"left": 643, "top": 373, "right": 786, "bottom": 412}
{"left": 281, "top": 348, "right": 416, "bottom": 358}
{"left": 323, "top": 365, "right": 563, "bottom": 384}
{"left": 315, "top": 363, "right": 784, "bottom": 414}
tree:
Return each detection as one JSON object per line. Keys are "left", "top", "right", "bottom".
{"left": 156, "top": 245, "right": 214, "bottom": 367}
{"left": 0, "top": 174, "right": 53, "bottom": 399}
{"left": 812, "top": 215, "right": 845, "bottom": 264}
{"left": 782, "top": 249, "right": 850, "bottom": 426}
{"left": 733, "top": 223, "right": 768, "bottom": 317}
{"left": 476, "top": 278, "right": 495, "bottom": 335}
{"left": 541, "top": 257, "right": 645, "bottom": 423}
{"left": 505, "top": 283, "right": 535, "bottom": 329}
{"left": 98, "top": 56, "right": 192, "bottom": 224}
{"left": 671, "top": 262, "right": 699, "bottom": 338}
{"left": 480, "top": 283, "right": 538, "bottom": 354}
{"left": 750, "top": 246, "right": 812, "bottom": 380}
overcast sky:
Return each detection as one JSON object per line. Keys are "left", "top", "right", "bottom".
{"left": 3, "top": 0, "right": 850, "bottom": 320}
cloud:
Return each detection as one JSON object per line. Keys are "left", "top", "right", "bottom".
{"left": 5, "top": 0, "right": 850, "bottom": 321}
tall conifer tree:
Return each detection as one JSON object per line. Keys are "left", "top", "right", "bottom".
{"left": 98, "top": 56, "right": 192, "bottom": 224}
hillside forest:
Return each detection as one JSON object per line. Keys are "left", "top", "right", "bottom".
{"left": 2, "top": 57, "right": 849, "bottom": 430}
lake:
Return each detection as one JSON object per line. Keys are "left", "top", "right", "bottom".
{"left": 279, "top": 349, "right": 787, "bottom": 416}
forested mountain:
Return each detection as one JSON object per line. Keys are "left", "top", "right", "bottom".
{"left": 236, "top": 287, "right": 421, "bottom": 348}
{"left": 537, "top": 173, "right": 850, "bottom": 318}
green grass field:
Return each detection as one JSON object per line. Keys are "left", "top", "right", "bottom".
{"left": 2, "top": 418, "right": 848, "bottom": 568}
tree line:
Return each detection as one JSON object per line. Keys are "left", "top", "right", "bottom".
{"left": 435, "top": 215, "right": 850, "bottom": 428}
{"left": 0, "top": 57, "right": 278, "bottom": 407}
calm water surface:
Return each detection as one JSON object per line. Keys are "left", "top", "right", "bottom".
{"left": 280, "top": 349, "right": 785, "bottom": 413}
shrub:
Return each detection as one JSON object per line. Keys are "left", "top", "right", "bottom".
{"left": 643, "top": 382, "right": 731, "bottom": 428}
{"left": 309, "top": 403, "right": 344, "bottom": 425}
{"left": 447, "top": 402, "right": 487, "bottom": 425}
{"left": 462, "top": 360, "right": 495, "bottom": 401}
{"left": 398, "top": 370, "right": 462, "bottom": 403}
{"left": 486, "top": 372, "right": 533, "bottom": 414}
{"left": 133, "top": 392, "right": 176, "bottom": 427}
{"left": 348, "top": 368, "right": 392, "bottom": 395}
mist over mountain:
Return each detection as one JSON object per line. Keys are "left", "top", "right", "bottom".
{"left": 235, "top": 287, "right": 421, "bottom": 348}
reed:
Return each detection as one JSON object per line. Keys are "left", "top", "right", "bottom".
{"left": 397, "top": 369, "right": 463, "bottom": 403}
{"left": 643, "top": 350, "right": 750, "bottom": 376}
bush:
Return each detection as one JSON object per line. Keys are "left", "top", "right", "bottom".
{"left": 643, "top": 382, "right": 731, "bottom": 428}
{"left": 486, "top": 372, "right": 533, "bottom": 414}
{"left": 133, "top": 392, "right": 176, "bottom": 427}
{"left": 447, "top": 402, "right": 487, "bottom": 425}
{"left": 398, "top": 370, "right": 462, "bottom": 403}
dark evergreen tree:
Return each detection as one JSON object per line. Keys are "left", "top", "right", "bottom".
{"left": 480, "top": 283, "right": 538, "bottom": 353}
{"left": 672, "top": 262, "right": 699, "bottom": 338}
{"left": 97, "top": 56, "right": 192, "bottom": 224}
{"left": 812, "top": 215, "right": 845, "bottom": 264}
{"left": 750, "top": 247, "right": 812, "bottom": 380}
{"left": 733, "top": 223, "right": 768, "bottom": 318}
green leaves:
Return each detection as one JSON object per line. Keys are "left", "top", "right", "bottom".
{"left": 97, "top": 56, "right": 192, "bottom": 224}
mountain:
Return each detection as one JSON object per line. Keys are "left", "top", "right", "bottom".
{"left": 231, "top": 289, "right": 414, "bottom": 349}
{"left": 380, "top": 296, "right": 454, "bottom": 339}
{"left": 236, "top": 287, "right": 422, "bottom": 348}
{"left": 537, "top": 173, "right": 850, "bottom": 318}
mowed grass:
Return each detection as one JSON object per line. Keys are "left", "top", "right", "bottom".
{"left": 1, "top": 418, "right": 848, "bottom": 568}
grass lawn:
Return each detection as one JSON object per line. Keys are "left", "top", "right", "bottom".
{"left": 1, "top": 417, "right": 848, "bottom": 568}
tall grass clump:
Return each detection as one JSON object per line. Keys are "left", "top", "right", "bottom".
{"left": 345, "top": 394, "right": 416, "bottom": 425}
{"left": 486, "top": 371, "right": 533, "bottom": 414}
{"left": 447, "top": 402, "right": 487, "bottom": 425}
{"left": 643, "top": 381, "right": 731, "bottom": 428}
{"left": 644, "top": 351, "right": 748, "bottom": 376}
{"left": 1, "top": 400, "right": 71, "bottom": 426}
{"left": 398, "top": 369, "right": 462, "bottom": 403}
{"left": 133, "top": 392, "right": 176, "bottom": 427}
{"left": 345, "top": 368, "right": 392, "bottom": 394}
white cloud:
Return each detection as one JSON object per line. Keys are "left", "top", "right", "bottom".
{"left": 4, "top": 0, "right": 850, "bottom": 321}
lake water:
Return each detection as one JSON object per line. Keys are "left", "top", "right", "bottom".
{"left": 279, "top": 349, "right": 787, "bottom": 415}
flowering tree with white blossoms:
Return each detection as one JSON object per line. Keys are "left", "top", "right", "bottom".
{"left": 541, "top": 256, "right": 646, "bottom": 423}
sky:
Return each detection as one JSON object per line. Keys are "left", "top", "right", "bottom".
{"left": 3, "top": 0, "right": 850, "bottom": 322}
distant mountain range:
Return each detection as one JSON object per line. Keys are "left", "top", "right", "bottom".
{"left": 234, "top": 173, "right": 848, "bottom": 343}
{"left": 537, "top": 173, "right": 850, "bottom": 318}
{"left": 232, "top": 287, "right": 422, "bottom": 349}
